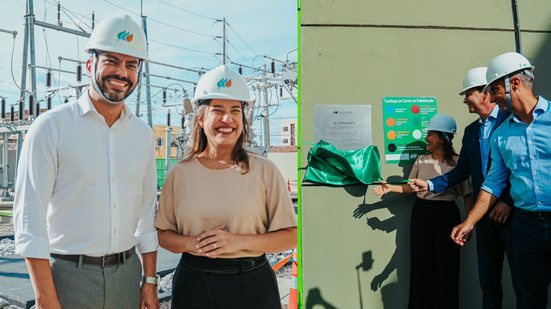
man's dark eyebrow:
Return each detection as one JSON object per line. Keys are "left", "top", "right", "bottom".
{"left": 102, "top": 54, "right": 139, "bottom": 64}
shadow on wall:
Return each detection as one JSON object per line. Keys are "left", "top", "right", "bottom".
{"left": 306, "top": 287, "right": 339, "bottom": 309}
{"left": 345, "top": 157, "right": 415, "bottom": 308}
{"left": 532, "top": 34, "right": 551, "bottom": 99}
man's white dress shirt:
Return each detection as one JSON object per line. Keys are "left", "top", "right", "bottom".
{"left": 14, "top": 90, "right": 158, "bottom": 259}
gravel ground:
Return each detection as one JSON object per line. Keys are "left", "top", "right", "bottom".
{"left": 0, "top": 223, "right": 294, "bottom": 309}
{"left": 0, "top": 223, "right": 14, "bottom": 237}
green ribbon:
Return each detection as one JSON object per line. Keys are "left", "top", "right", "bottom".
{"left": 303, "top": 140, "right": 383, "bottom": 186}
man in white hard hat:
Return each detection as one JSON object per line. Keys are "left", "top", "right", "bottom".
{"left": 451, "top": 52, "right": 551, "bottom": 309}
{"left": 14, "top": 15, "right": 159, "bottom": 309}
{"left": 410, "top": 67, "right": 518, "bottom": 308}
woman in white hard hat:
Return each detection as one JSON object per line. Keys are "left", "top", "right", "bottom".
{"left": 155, "top": 65, "right": 297, "bottom": 308}
{"left": 374, "top": 113, "right": 471, "bottom": 309}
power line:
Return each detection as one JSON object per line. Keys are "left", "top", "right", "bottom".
{"left": 101, "top": 0, "right": 140, "bottom": 16}
{"left": 226, "top": 22, "right": 259, "bottom": 57}
{"left": 146, "top": 15, "right": 219, "bottom": 39}
{"left": 148, "top": 38, "right": 219, "bottom": 56}
{"left": 101, "top": 0, "right": 218, "bottom": 38}
{"left": 157, "top": 0, "right": 219, "bottom": 22}
{"left": 226, "top": 39, "right": 254, "bottom": 67}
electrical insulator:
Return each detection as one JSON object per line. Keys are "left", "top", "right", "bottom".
{"left": 47, "top": 97, "right": 52, "bottom": 110}
{"left": 163, "top": 89, "right": 167, "bottom": 104}
{"left": 1, "top": 98, "right": 5, "bottom": 119}
{"left": 46, "top": 71, "right": 52, "bottom": 87}
{"left": 64, "top": 97, "right": 69, "bottom": 104}
{"left": 18, "top": 100, "right": 23, "bottom": 120}
{"left": 167, "top": 110, "right": 171, "bottom": 126}
{"left": 280, "top": 87, "right": 283, "bottom": 98}
{"left": 29, "top": 95, "right": 34, "bottom": 117}
{"left": 92, "top": 11, "right": 95, "bottom": 29}
{"left": 76, "top": 64, "right": 82, "bottom": 82}
{"left": 36, "top": 102, "right": 40, "bottom": 117}
{"left": 10, "top": 105, "right": 14, "bottom": 122}
{"left": 271, "top": 61, "right": 275, "bottom": 74}
{"left": 57, "top": 2, "right": 62, "bottom": 26}
{"left": 181, "top": 116, "right": 185, "bottom": 129}
{"left": 239, "top": 67, "right": 243, "bottom": 75}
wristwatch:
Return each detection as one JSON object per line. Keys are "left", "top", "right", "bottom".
{"left": 142, "top": 275, "right": 160, "bottom": 285}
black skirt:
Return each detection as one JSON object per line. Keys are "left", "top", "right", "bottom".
{"left": 171, "top": 253, "right": 281, "bottom": 309}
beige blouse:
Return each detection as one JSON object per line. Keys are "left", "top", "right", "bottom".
{"left": 155, "top": 154, "right": 297, "bottom": 258}
{"left": 409, "top": 154, "right": 471, "bottom": 201}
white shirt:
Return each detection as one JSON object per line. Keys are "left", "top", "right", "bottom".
{"left": 14, "top": 91, "right": 158, "bottom": 259}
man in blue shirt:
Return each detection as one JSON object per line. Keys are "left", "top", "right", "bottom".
{"left": 451, "top": 52, "right": 551, "bottom": 309}
{"left": 410, "top": 67, "right": 517, "bottom": 309}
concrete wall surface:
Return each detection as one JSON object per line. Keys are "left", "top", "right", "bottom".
{"left": 300, "top": 1, "right": 551, "bottom": 308}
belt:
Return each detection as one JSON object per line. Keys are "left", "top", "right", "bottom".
{"left": 517, "top": 208, "right": 551, "bottom": 220}
{"left": 180, "top": 253, "right": 267, "bottom": 274}
{"left": 51, "top": 247, "right": 135, "bottom": 267}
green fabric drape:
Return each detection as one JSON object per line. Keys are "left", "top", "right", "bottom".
{"left": 303, "top": 140, "right": 383, "bottom": 186}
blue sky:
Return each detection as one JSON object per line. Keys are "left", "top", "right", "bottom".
{"left": 0, "top": 0, "right": 297, "bottom": 145}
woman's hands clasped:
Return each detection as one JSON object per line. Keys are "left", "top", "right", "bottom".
{"left": 196, "top": 225, "right": 243, "bottom": 258}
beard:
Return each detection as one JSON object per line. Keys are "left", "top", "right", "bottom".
{"left": 96, "top": 74, "right": 136, "bottom": 102}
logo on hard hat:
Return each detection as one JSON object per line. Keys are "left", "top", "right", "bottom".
{"left": 117, "top": 30, "right": 134, "bottom": 42}
{"left": 216, "top": 78, "right": 232, "bottom": 88}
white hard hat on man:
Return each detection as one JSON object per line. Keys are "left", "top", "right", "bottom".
{"left": 86, "top": 14, "right": 148, "bottom": 61}
{"left": 85, "top": 15, "right": 148, "bottom": 104}
{"left": 482, "top": 52, "right": 534, "bottom": 111}
{"left": 459, "top": 67, "right": 487, "bottom": 95}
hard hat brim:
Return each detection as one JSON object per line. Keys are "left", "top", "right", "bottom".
{"left": 85, "top": 45, "right": 149, "bottom": 61}
{"left": 191, "top": 92, "right": 252, "bottom": 105}
{"left": 459, "top": 83, "right": 486, "bottom": 95}
{"left": 482, "top": 66, "right": 535, "bottom": 93}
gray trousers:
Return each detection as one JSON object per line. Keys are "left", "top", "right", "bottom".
{"left": 49, "top": 252, "right": 141, "bottom": 309}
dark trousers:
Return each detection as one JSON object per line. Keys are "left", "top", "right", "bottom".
{"left": 511, "top": 210, "right": 551, "bottom": 309}
{"left": 475, "top": 214, "right": 519, "bottom": 309}
{"left": 409, "top": 198, "right": 459, "bottom": 309}
{"left": 171, "top": 254, "right": 281, "bottom": 309}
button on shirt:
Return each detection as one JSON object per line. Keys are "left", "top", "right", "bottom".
{"left": 14, "top": 92, "right": 158, "bottom": 259}
{"left": 479, "top": 106, "right": 499, "bottom": 177}
{"left": 481, "top": 96, "right": 551, "bottom": 212}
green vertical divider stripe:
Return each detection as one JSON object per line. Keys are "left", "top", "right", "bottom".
{"left": 297, "top": 0, "right": 303, "bottom": 307}
{"left": 156, "top": 158, "right": 179, "bottom": 189}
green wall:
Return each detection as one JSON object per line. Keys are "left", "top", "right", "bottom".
{"left": 300, "top": 1, "right": 551, "bottom": 308}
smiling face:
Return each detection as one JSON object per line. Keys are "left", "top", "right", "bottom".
{"left": 425, "top": 130, "right": 443, "bottom": 153}
{"left": 463, "top": 87, "right": 490, "bottom": 115}
{"left": 87, "top": 51, "right": 140, "bottom": 103}
{"left": 488, "top": 79, "right": 509, "bottom": 112}
{"left": 199, "top": 99, "right": 244, "bottom": 150}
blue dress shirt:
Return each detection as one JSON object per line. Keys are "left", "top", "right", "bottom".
{"left": 481, "top": 96, "right": 551, "bottom": 212}
{"left": 479, "top": 106, "right": 499, "bottom": 177}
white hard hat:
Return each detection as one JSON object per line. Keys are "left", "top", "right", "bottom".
{"left": 85, "top": 15, "right": 148, "bottom": 61}
{"left": 459, "top": 67, "right": 487, "bottom": 95}
{"left": 192, "top": 65, "right": 252, "bottom": 105}
{"left": 427, "top": 113, "right": 457, "bottom": 134}
{"left": 482, "top": 52, "right": 534, "bottom": 92}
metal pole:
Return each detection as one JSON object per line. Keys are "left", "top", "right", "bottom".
{"left": 141, "top": 16, "right": 153, "bottom": 127}
{"left": 135, "top": 83, "right": 142, "bottom": 117}
{"left": 262, "top": 66, "right": 270, "bottom": 153}
{"left": 222, "top": 17, "right": 226, "bottom": 65}
{"left": 165, "top": 126, "right": 172, "bottom": 172}
{"left": 16, "top": 131, "right": 24, "bottom": 181}
{"left": 2, "top": 134, "right": 8, "bottom": 189}
{"left": 511, "top": 0, "right": 522, "bottom": 53}
{"left": 28, "top": 0, "right": 37, "bottom": 120}
{"left": 19, "top": 1, "right": 30, "bottom": 108}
